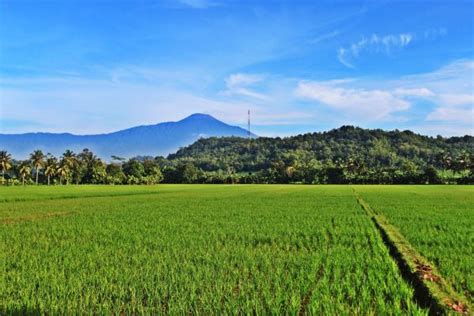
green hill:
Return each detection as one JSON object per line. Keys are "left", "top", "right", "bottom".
{"left": 167, "top": 126, "right": 473, "bottom": 184}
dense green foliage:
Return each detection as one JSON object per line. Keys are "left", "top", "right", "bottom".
{"left": 357, "top": 186, "right": 474, "bottom": 303}
{"left": 1, "top": 126, "right": 472, "bottom": 185}
{"left": 1, "top": 185, "right": 428, "bottom": 314}
{"left": 168, "top": 126, "right": 473, "bottom": 184}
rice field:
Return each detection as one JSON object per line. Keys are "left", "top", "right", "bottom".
{"left": 356, "top": 185, "right": 474, "bottom": 304}
{"left": 1, "top": 185, "right": 472, "bottom": 314}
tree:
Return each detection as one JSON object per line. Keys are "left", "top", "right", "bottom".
{"left": 77, "top": 149, "right": 106, "bottom": 184}
{"left": 44, "top": 154, "right": 57, "bottom": 185}
{"left": 30, "top": 150, "right": 45, "bottom": 185}
{"left": 143, "top": 159, "right": 164, "bottom": 184}
{"left": 61, "top": 150, "right": 78, "bottom": 185}
{"left": 177, "top": 162, "right": 199, "bottom": 183}
{"left": 89, "top": 159, "right": 107, "bottom": 184}
{"left": 0, "top": 150, "right": 12, "bottom": 185}
{"left": 106, "top": 163, "right": 125, "bottom": 184}
{"left": 123, "top": 159, "right": 145, "bottom": 180}
{"left": 63, "top": 150, "right": 83, "bottom": 184}
{"left": 56, "top": 165, "right": 69, "bottom": 185}
{"left": 19, "top": 162, "right": 31, "bottom": 186}
{"left": 423, "top": 165, "right": 441, "bottom": 184}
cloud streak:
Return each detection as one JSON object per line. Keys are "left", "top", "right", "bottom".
{"left": 222, "top": 73, "right": 268, "bottom": 100}
{"left": 338, "top": 33, "right": 413, "bottom": 68}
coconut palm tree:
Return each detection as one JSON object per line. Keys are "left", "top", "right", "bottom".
{"left": 44, "top": 154, "right": 57, "bottom": 186}
{"left": 30, "top": 150, "right": 45, "bottom": 185}
{"left": 19, "top": 162, "right": 31, "bottom": 186}
{"left": 62, "top": 150, "right": 79, "bottom": 184}
{"left": 57, "top": 158, "right": 70, "bottom": 185}
{"left": 0, "top": 150, "right": 12, "bottom": 185}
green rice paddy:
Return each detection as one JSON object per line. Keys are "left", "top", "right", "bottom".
{"left": 1, "top": 185, "right": 472, "bottom": 314}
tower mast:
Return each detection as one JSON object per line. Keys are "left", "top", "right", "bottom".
{"left": 247, "top": 109, "right": 251, "bottom": 138}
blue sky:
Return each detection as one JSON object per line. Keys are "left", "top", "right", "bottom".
{"left": 0, "top": 0, "right": 473, "bottom": 136}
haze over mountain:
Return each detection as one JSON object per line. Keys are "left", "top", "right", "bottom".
{"left": 0, "top": 114, "right": 254, "bottom": 159}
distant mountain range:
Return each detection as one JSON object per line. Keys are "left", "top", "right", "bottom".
{"left": 0, "top": 114, "right": 254, "bottom": 159}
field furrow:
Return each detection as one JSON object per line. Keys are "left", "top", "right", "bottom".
{"left": 355, "top": 185, "right": 474, "bottom": 305}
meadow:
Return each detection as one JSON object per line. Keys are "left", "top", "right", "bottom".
{"left": 1, "top": 185, "right": 472, "bottom": 314}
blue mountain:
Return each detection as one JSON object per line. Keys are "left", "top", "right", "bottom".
{"left": 0, "top": 114, "right": 254, "bottom": 159}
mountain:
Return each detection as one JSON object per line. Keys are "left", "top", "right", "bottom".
{"left": 0, "top": 114, "right": 254, "bottom": 159}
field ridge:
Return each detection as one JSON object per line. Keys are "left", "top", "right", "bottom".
{"left": 353, "top": 189, "right": 471, "bottom": 315}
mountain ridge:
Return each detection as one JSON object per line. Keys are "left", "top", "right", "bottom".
{"left": 0, "top": 113, "right": 254, "bottom": 159}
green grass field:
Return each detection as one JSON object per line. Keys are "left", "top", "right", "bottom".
{"left": 356, "top": 186, "right": 474, "bottom": 302}
{"left": 1, "top": 185, "right": 472, "bottom": 314}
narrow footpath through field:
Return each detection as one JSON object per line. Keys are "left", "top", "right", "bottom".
{"left": 352, "top": 187, "right": 471, "bottom": 315}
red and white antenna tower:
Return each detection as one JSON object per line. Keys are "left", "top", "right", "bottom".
{"left": 247, "top": 110, "right": 251, "bottom": 138}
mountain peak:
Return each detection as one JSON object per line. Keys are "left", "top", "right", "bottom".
{"left": 182, "top": 113, "right": 216, "bottom": 121}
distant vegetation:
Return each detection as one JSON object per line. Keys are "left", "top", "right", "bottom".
{"left": 1, "top": 126, "right": 472, "bottom": 185}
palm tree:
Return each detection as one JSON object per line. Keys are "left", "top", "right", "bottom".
{"left": 0, "top": 150, "right": 12, "bottom": 185}
{"left": 62, "top": 150, "right": 78, "bottom": 184}
{"left": 57, "top": 158, "right": 70, "bottom": 185}
{"left": 30, "top": 150, "right": 45, "bottom": 185}
{"left": 44, "top": 154, "right": 57, "bottom": 185}
{"left": 19, "top": 162, "right": 31, "bottom": 186}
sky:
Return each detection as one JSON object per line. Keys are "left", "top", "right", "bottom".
{"left": 0, "top": 0, "right": 473, "bottom": 137}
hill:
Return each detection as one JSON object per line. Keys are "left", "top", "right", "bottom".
{"left": 167, "top": 126, "right": 473, "bottom": 183}
{"left": 0, "top": 114, "right": 253, "bottom": 159}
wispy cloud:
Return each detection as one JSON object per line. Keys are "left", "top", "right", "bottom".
{"left": 426, "top": 107, "right": 473, "bottom": 124}
{"left": 222, "top": 73, "right": 268, "bottom": 100}
{"left": 337, "top": 28, "right": 448, "bottom": 68}
{"left": 295, "top": 81, "right": 411, "bottom": 120}
{"left": 424, "top": 27, "right": 448, "bottom": 40}
{"left": 309, "top": 30, "right": 341, "bottom": 44}
{"left": 176, "top": 0, "right": 219, "bottom": 9}
{"left": 394, "top": 88, "right": 434, "bottom": 97}
{"left": 338, "top": 33, "right": 413, "bottom": 68}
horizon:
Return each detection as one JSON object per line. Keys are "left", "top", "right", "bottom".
{"left": 1, "top": 112, "right": 472, "bottom": 139}
{"left": 1, "top": 1, "right": 473, "bottom": 137}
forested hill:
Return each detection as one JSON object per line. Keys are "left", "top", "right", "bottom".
{"left": 168, "top": 126, "right": 473, "bottom": 182}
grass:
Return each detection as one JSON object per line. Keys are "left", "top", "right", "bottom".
{"left": 0, "top": 185, "right": 428, "bottom": 314}
{"left": 354, "top": 190, "right": 471, "bottom": 314}
{"left": 355, "top": 185, "right": 474, "bottom": 305}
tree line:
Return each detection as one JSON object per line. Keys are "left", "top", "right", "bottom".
{"left": 1, "top": 126, "right": 473, "bottom": 185}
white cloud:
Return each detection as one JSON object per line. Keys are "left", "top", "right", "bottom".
{"left": 222, "top": 73, "right": 268, "bottom": 100}
{"left": 338, "top": 28, "right": 448, "bottom": 68}
{"left": 294, "top": 59, "right": 473, "bottom": 133}
{"left": 394, "top": 88, "right": 434, "bottom": 97}
{"left": 394, "top": 60, "right": 473, "bottom": 125}
{"left": 426, "top": 107, "right": 473, "bottom": 124}
{"left": 226, "top": 73, "right": 263, "bottom": 87}
{"left": 438, "top": 94, "right": 474, "bottom": 107}
{"left": 413, "top": 123, "right": 473, "bottom": 137}
{"left": 338, "top": 32, "right": 413, "bottom": 68}
{"left": 295, "top": 81, "right": 410, "bottom": 120}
